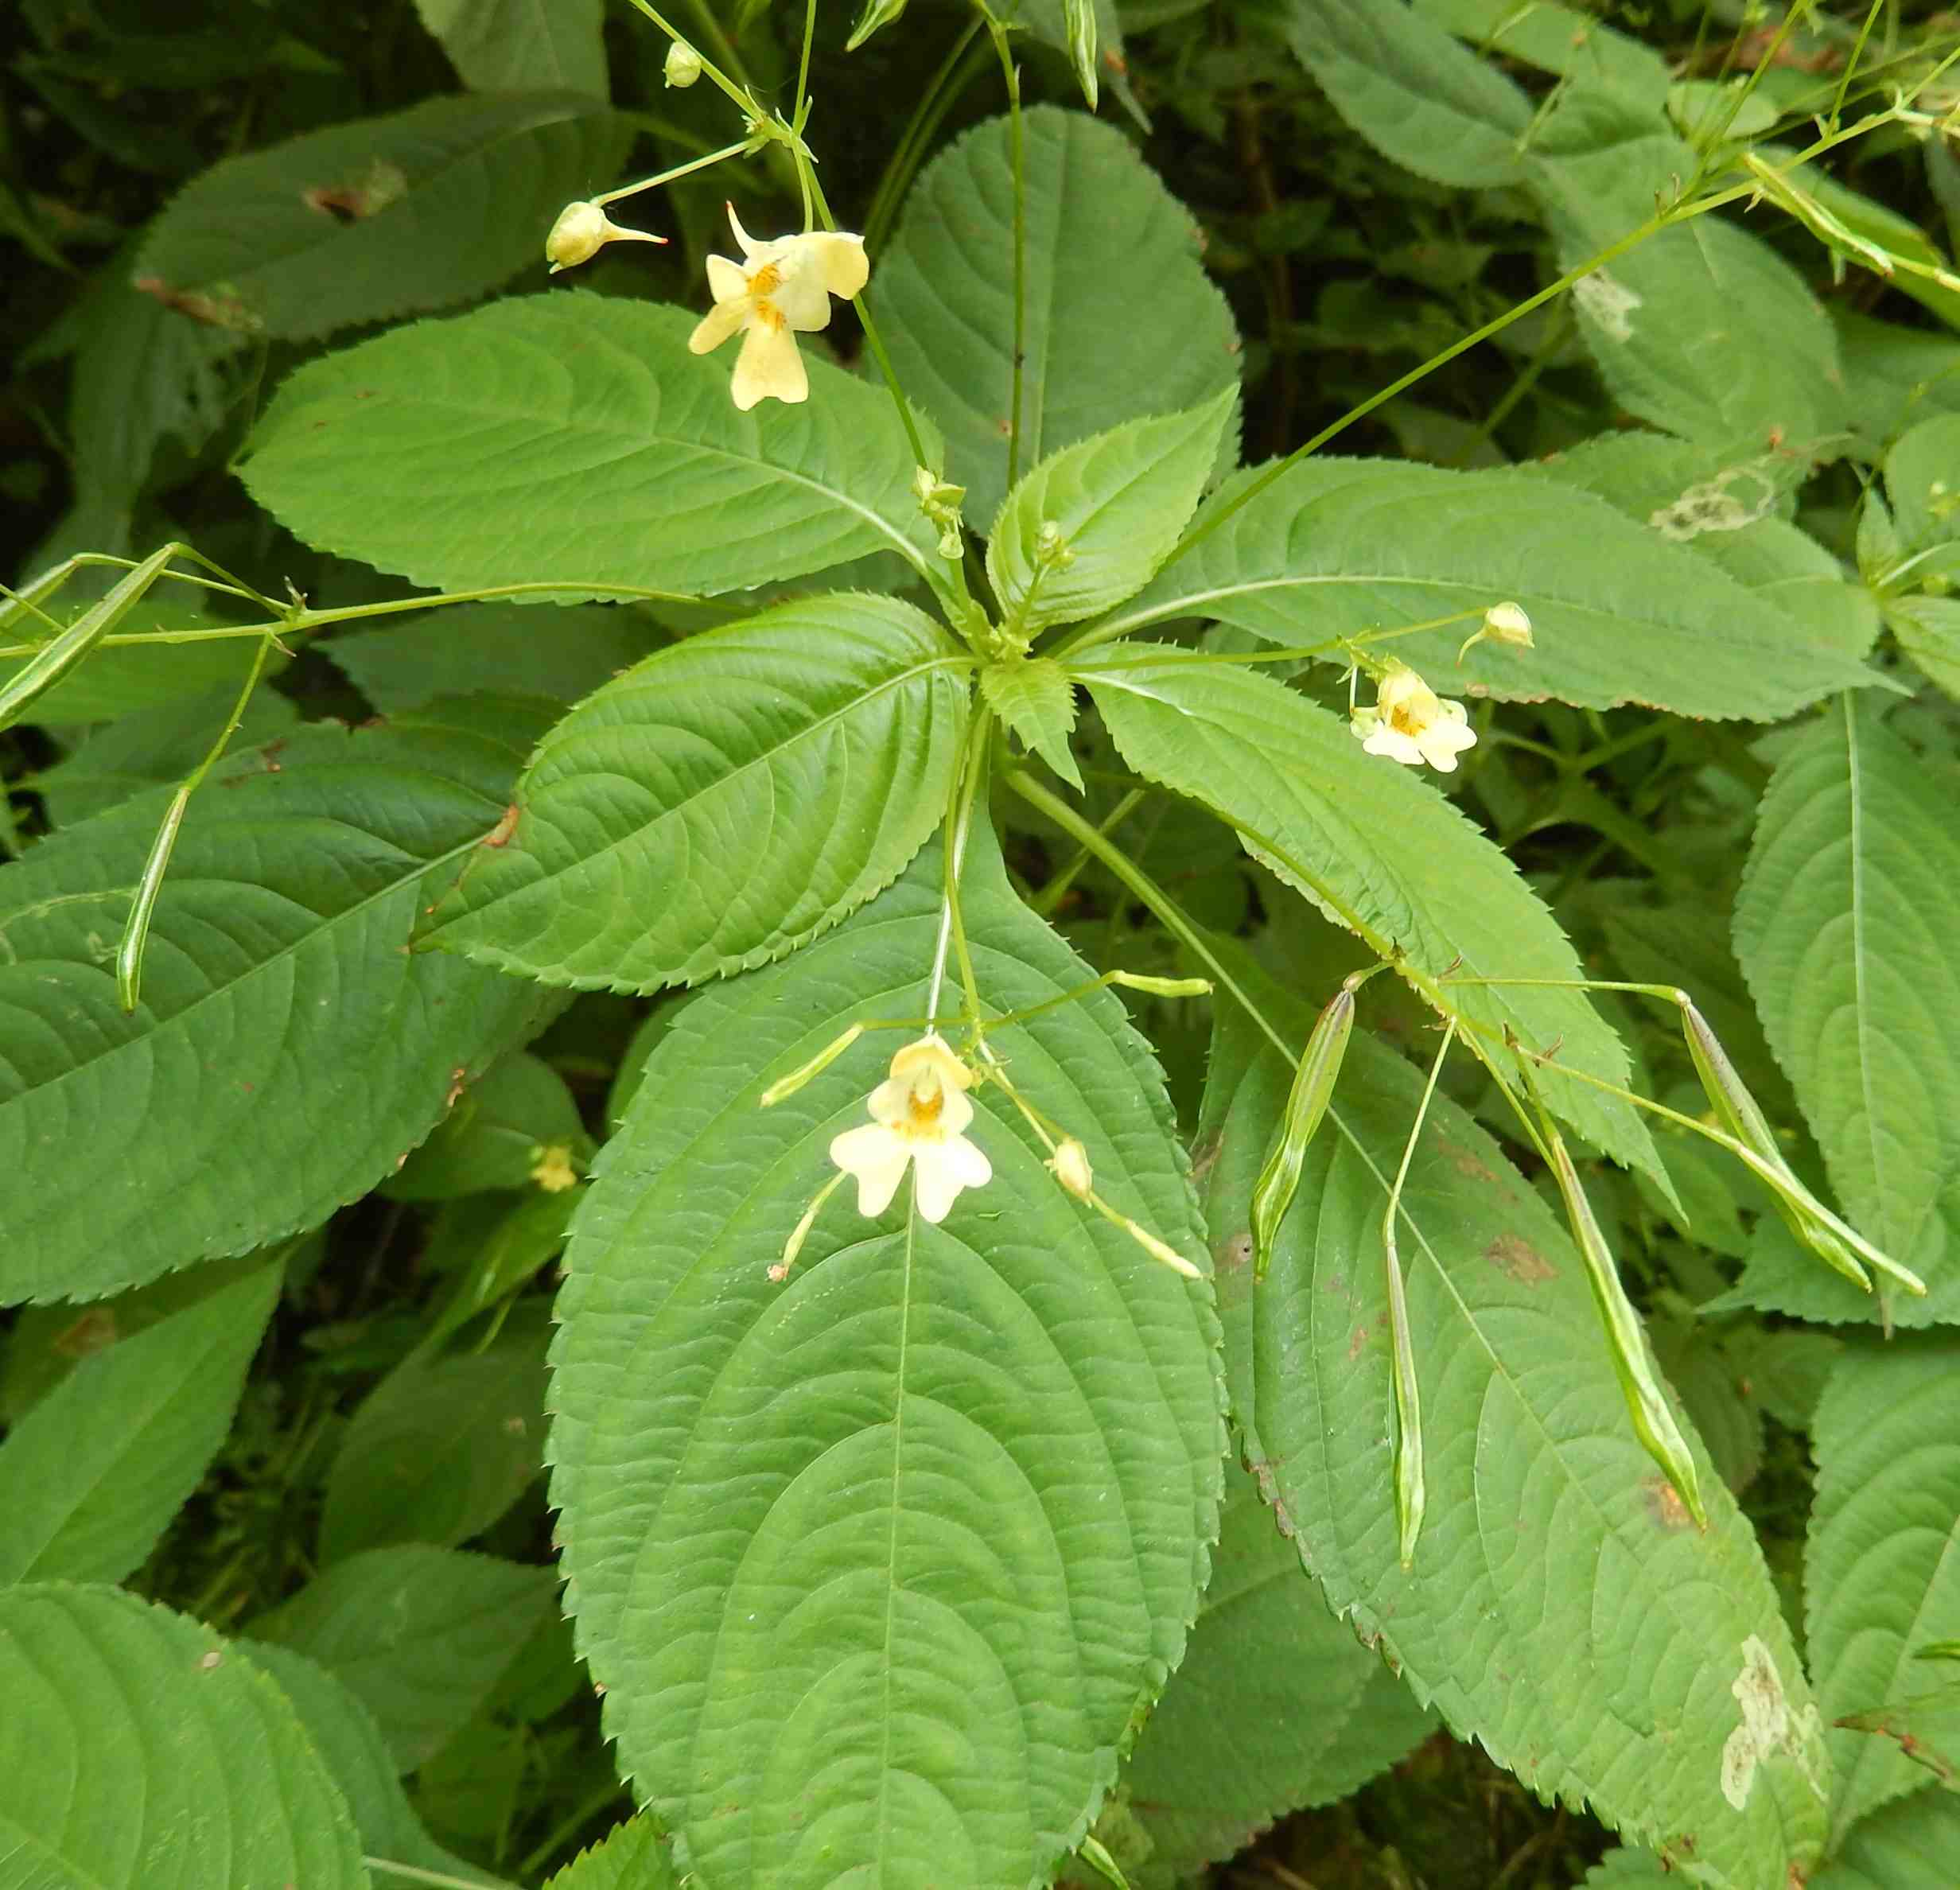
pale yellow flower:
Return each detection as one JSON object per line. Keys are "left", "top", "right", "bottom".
{"left": 828, "top": 1034, "right": 991, "bottom": 1223}
{"left": 1351, "top": 664, "right": 1479, "bottom": 773}
{"left": 686, "top": 205, "right": 869, "bottom": 410}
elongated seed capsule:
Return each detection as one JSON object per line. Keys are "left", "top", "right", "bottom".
{"left": 1250, "top": 986, "right": 1355, "bottom": 1279}
{"left": 1064, "top": 0, "right": 1100, "bottom": 110}
{"left": 1381, "top": 1208, "right": 1426, "bottom": 1569}
{"left": 1543, "top": 1126, "right": 1707, "bottom": 1528}
{"left": 1108, "top": 972, "right": 1212, "bottom": 998}
{"left": 0, "top": 542, "right": 179, "bottom": 735}
{"left": 1680, "top": 997, "right": 1876, "bottom": 1292}
{"left": 760, "top": 1024, "right": 866, "bottom": 1107}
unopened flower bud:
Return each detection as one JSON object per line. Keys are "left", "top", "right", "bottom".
{"left": 1483, "top": 601, "right": 1534, "bottom": 646}
{"left": 1050, "top": 1138, "right": 1094, "bottom": 1201}
{"left": 1036, "top": 520, "right": 1076, "bottom": 570}
{"left": 664, "top": 39, "right": 703, "bottom": 87}
{"left": 546, "top": 200, "right": 667, "bottom": 273}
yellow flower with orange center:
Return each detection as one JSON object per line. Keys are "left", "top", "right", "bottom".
{"left": 828, "top": 1034, "right": 992, "bottom": 1223}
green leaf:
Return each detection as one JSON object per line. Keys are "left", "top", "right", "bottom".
{"left": 1099, "top": 457, "right": 1878, "bottom": 720}
{"left": 1888, "top": 595, "right": 1960, "bottom": 702}
{"left": 1076, "top": 651, "right": 1662, "bottom": 1181}
{"left": 876, "top": 107, "right": 1240, "bottom": 527}
{"left": 1276, "top": 0, "right": 1533, "bottom": 188}
{"left": 1411, "top": 0, "right": 1668, "bottom": 103}
{"left": 988, "top": 390, "right": 1236, "bottom": 636}
{"left": 549, "top": 826, "right": 1224, "bottom": 1890}
{"left": 241, "top": 294, "right": 939, "bottom": 597}
{"left": 1806, "top": 1340, "right": 1960, "bottom": 1847}
{"left": 1583, "top": 1850, "right": 1675, "bottom": 1887}
{"left": 980, "top": 656, "right": 1083, "bottom": 790}
{"left": 0, "top": 698, "right": 558, "bottom": 1305}
{"left": 243, "top": 1639, "right": 515, "bottom": 1888}
{"left": 1528, "top": 91, "right": 1845, "bottom": 453}
{"left": 1211, "top": 959, "right": 1830, "bottom": 1888}
{"left": 135, "top": 92, "right": 629, "bottom": 340}
{"left": 251, "top": 1546, "right": 559, "bottom": 1770}
{"left": 427, "top": 593, "right": 971, "bottom": 991}
{"left": 1885, "top": 414, "right": 1960, "bottom": 563}
{"left": 414, "top": 0, "right": 608, "bottom": 98}
{"left": 1812, "top": 1789, "right": 1960, "bottom": 1890}
{"left": 327, "top": 602, "right": 662, "bottom": 714}
{"left": 0, "top": 1584, "right": 364, "bottom": 1888}
{"left": 1734, "top": 699, "right": 1960, "bottom": 1302}
{"left": 542, "top": 1818, "right": 678, "bottom": 1890}
{"left": 320, "top": 1330, "right": 549, "bottom": 1562}
{"left": 385, "top": 1051, "right": 586, "bottom": 1200}
{"left": 1118, "top": 1462, "right": 1433, "bottom": 1883}
{"left": 1836, "top": 311, "right": 1960, "bottom": 448}
{"left": 1705, "top": 1206, "right": 1960, "bottom": 1330}
{"left": 0, "top": 1257, "right": 278, "bottom": 1585}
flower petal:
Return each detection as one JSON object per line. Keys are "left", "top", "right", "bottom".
{"left": 705, "top": 253, "right": 748, "bottom": 305}
{"left": 810, "top": 231, "right": 869, "bottom": 300}
{"left": 729, "top": 318, "right": 807, "bottom": 409}
{"left": 1363, "top": 725, "right": 1427, "bottom": 768}
{"left": 725, "top": 202, "right": 764, "bottom": 259}
{"left": 830, "top": 1122, "right": 911, "bottom": 1216}
{"left": 688, "top": 298, "right": 747, "bottom": 356}
{"left": 912, "top": 1132, "right": 992, "bottom": 1223}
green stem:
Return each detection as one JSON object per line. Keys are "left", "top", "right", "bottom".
{"left": 621, "top": 0, "right": 753, "bottom": 112}
{"left": 596, "top": 139, "right": 754, "bottom": 207}
{"left": 862, "top": 19, "right": 988, "bottom": 255}
{"left": 1030, "top": 786, "right": 1144, "bottom": 917}
{"left": 981, "top": 8, "right": 1029, "bottom": 491}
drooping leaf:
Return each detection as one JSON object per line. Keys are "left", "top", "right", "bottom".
{"left": 1277, "top": 0, "right": 1533, "bottom": 188}
{"left": 1096, "top": 457, "right": 1878, "bottom": 719}
{"left": 243, "top": 1639, "right": 515, "bottom": 1888}
{"left": 427, "top": 593, "right": 971, "bottom": 990}
{"left": 135, "top": 92, "right": 630, "bottom": 340}
{"left": 251, "top": 1546, "right": 559, "bottom": 1770}
{"left": 980, "top": 656, "right": 1083, "bottom": 790}
{"left": 1116, "top": 1462, "right": 1433, "bottom": 1884}
{"left": 1734, "top": 698, "right": 1960, "bottom": 1305}
{"left": 548, "top": 826, "right": 1225, "bottom": 1890}
{"left": 988, "top": 389, "right": 1236, "bottom": 636}
{"left": 1208, "top": 955, "right": 1830, "bottom": 1888}
{"left": 319, "top": 1330, "right": 549, "bottom": 1562}
{"left": 0, "top": 1255, "right": 279, "bottom": 1585}
{"left": 241, "top": 294, "right": 941, "bottom": 598}
{"left": 1806, "top": 1340, "right": 1960, "bottom": 1848}
{"left": 0, "top": 698, "right": 558, "bottom": 1305}
{"left": 1812, "top": 1789, "right": 1960, "bottom": 1890}
{"left": 414, "top": 0, "right": 608, "bottom": 98}
{"left": 384, "top": 1051, "right": 586, "bottom": 1200}
{"left": 876, "top": 106, "right": 1240, "bottom": 527}
{"left": 542, "top": 1818, "right": 679, "bottom": 1890}
{"left": 1527, "top": 89, "right": 1845, "bottom": 453}
{"left": 0, "top": 1584, "right": 364, "bottom": 1888}
{"left": 1076, "top": 650, "right": 1662, "bottom": 1181}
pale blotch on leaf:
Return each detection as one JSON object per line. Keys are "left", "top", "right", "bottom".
{"left": 1573, "top": 268, "right": 1643, "bottom": 343}
{"left": 1719, "top": 1635, "right": 1828, "bottom": 1812}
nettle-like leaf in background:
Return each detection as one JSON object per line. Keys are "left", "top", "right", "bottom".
{"left": 1108, "top": 1463, "right": 1435, "bottom": 1886}
{"left": 0, "top": 698, "right": 557, "bottom": 1305}
{"left": 1812, "top": 1791, "right": 1960, "bottom": 1890}
{"left": 135, "top": 91, "right": 628, "bottom": 339}
{"left": 428, "top": 593, "right": 970, "bottom": 990}
{"left": 1097, "top": 458, "right": 1878, "bottom": 718}
{"left": 549, "top": 828, "right": 1224, "bottom": 1890}
{"left": 1888, "top": 593, "right": 1960, "bottom": 702}
{"left": 1412, "top": 0, "right": 1670, "bottom": 103}
{"left": 1806, "top": 1340, "right": 1960, "bottom": 1849}
{"left": 1208, "top": 959, "right": 1830, "bottom": 1888}
{"left": 876, "top": 106, "right": 1241, "bottom": 527}
{"left": 240, "top": 295, "right": 940, "bottom": 597}
{"left": 543, "top": 1819, "right": 678, "bottom": 1890}
{"left": 1075, "top": 650, "right": 1662, "bottom": 1182}
{"left": 414, "top": 0, "right": 609, "bottom": 98}
{"left": 0, "top": 1584, "right": 364, "bottom": 1888}
{"left": 1528, "top": 88, "right": 1845, "bottom": 453}
{"left": 0, "top": 1254, "right": 279, "bottom": 1586}
{"left": 989, "top": 389, "right": 1236, "bottom": 636}
{"left": 1277, "top": 0, "right": 1533, "bottom": 188}
{"left": 1734, "top": 698, "right": 1960, "bottom": 1317}
{"left": 384, "top": 1051, "right": 585, "bottom": 1200}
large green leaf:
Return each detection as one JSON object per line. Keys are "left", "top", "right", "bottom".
{"left": 1528, "top": 89, "right": 1844, "bottom": 453}
{"left": 1813, "top": 1790, "right": 1960, "bottom": 1890}
{"left": 1211, "top": 960, "right": 1830, "bottom": 1887}
{"left": 988, "top": 391, "right": 1236, "bottom": 636}
{"left": 1734, "top": 698, "right": 1960, "bottom": 1309}
{"left": 414, "top": 0, "right": 607, "bottom": 97}
{"left": 0, "top": 1256, "right": 278, "bottom": 1585}
{"left": 0, "top": 699, "right": 557, "bottom": 1305}
{"left": 1095, "top": 458, "right": 1877, "bottom": 719}
{"left": 251, "top": 1546, "right": 559, "bottom": 1770}
{"left": 243, "top": 1639, "right": 514, "bottom": 1888}
{"left": 1116, "top": 1463, "right": 1433, "bottom": 1884}
{"left": 1276, "top": 0, "right": 1533, "bottom": 188}
{"left": 135, "top": 92, "right": 628, "bottom": 339}
{"left": 875, "top": 107, "right": 1240, "bottom": 527}
{"left": 428, "top": 593, "right": 971, "bottom": 990}
{"left": 241, "top": 294, "right": 940, "bottom": 598}
{"left": 548, "top": 826, "right": 1225, "bottom": 1890}
{"left": 1806, "top": 1340, "right": 1960, "bottom": 1848}
{"left": 1076, "top": 651, "right": 1662, "bottom": 1181}
{"left": 0, "top": 1584, "right": 364, "bottom": 1888}
{"left": 384, "top": 1050, "right": 585, "bottom": 1200}
{"left": 319, "top": 1330, "right": 549, "bottom": 1562}
{"left": 543, "top": 1819, "right": 678, "bottom": 1890}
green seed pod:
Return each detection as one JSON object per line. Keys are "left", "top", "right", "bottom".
{"left": 0, "top": 542, "right": 179, "bottom": 736}
{"left": 1381, "top": 1211, "right": 1425, "bottom": 1569}
{"left": 1064, "top": 0, "right": 1100, "bottom": 111}
{"left": 1250, "top": 986, "right": 1355, "bottom": 1279}
{"left": 1544, "top": 1126, "right": 1707, "bottom": 1529}
{"left": 846, "top": 0, "right": 908, "bottom": 52}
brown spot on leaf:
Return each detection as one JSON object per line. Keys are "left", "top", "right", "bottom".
{"left": 55, "top": 1307, "right": 119, "bottom": 1358}
{"left": 484, "top": 803, "right": 521, "bottom": 848}
{"left": 1187, "top": 1130, "right": 1221, "bottom": 1190}
{"left": 301, "top": 158, "right": 409, "bottom": 223}
{"left": 1643, "top": 1476, "right": 1695, "bottom": 1531}
{"left": 133, "top": 276, "right": 262, "bottom": 332}
{"left": 1486, "top": 1233, "right": 1556, "bottom": 1285}
{"left": 1437, "top": 1135, "right": 1495, "bottom": 1183}
{"left": 1217, "top": 1229, "right": 1254, "bottom": 1273}
{"left": 1348, "top": 1321, "right": 1371, "bottom": 1362}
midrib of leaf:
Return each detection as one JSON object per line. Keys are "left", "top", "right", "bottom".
{"left": 875, "top": 1204, "right": 920, "bottom": 1885}
{"left": 1842, "top": 697, "right": 1896, "bottom": 1256}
